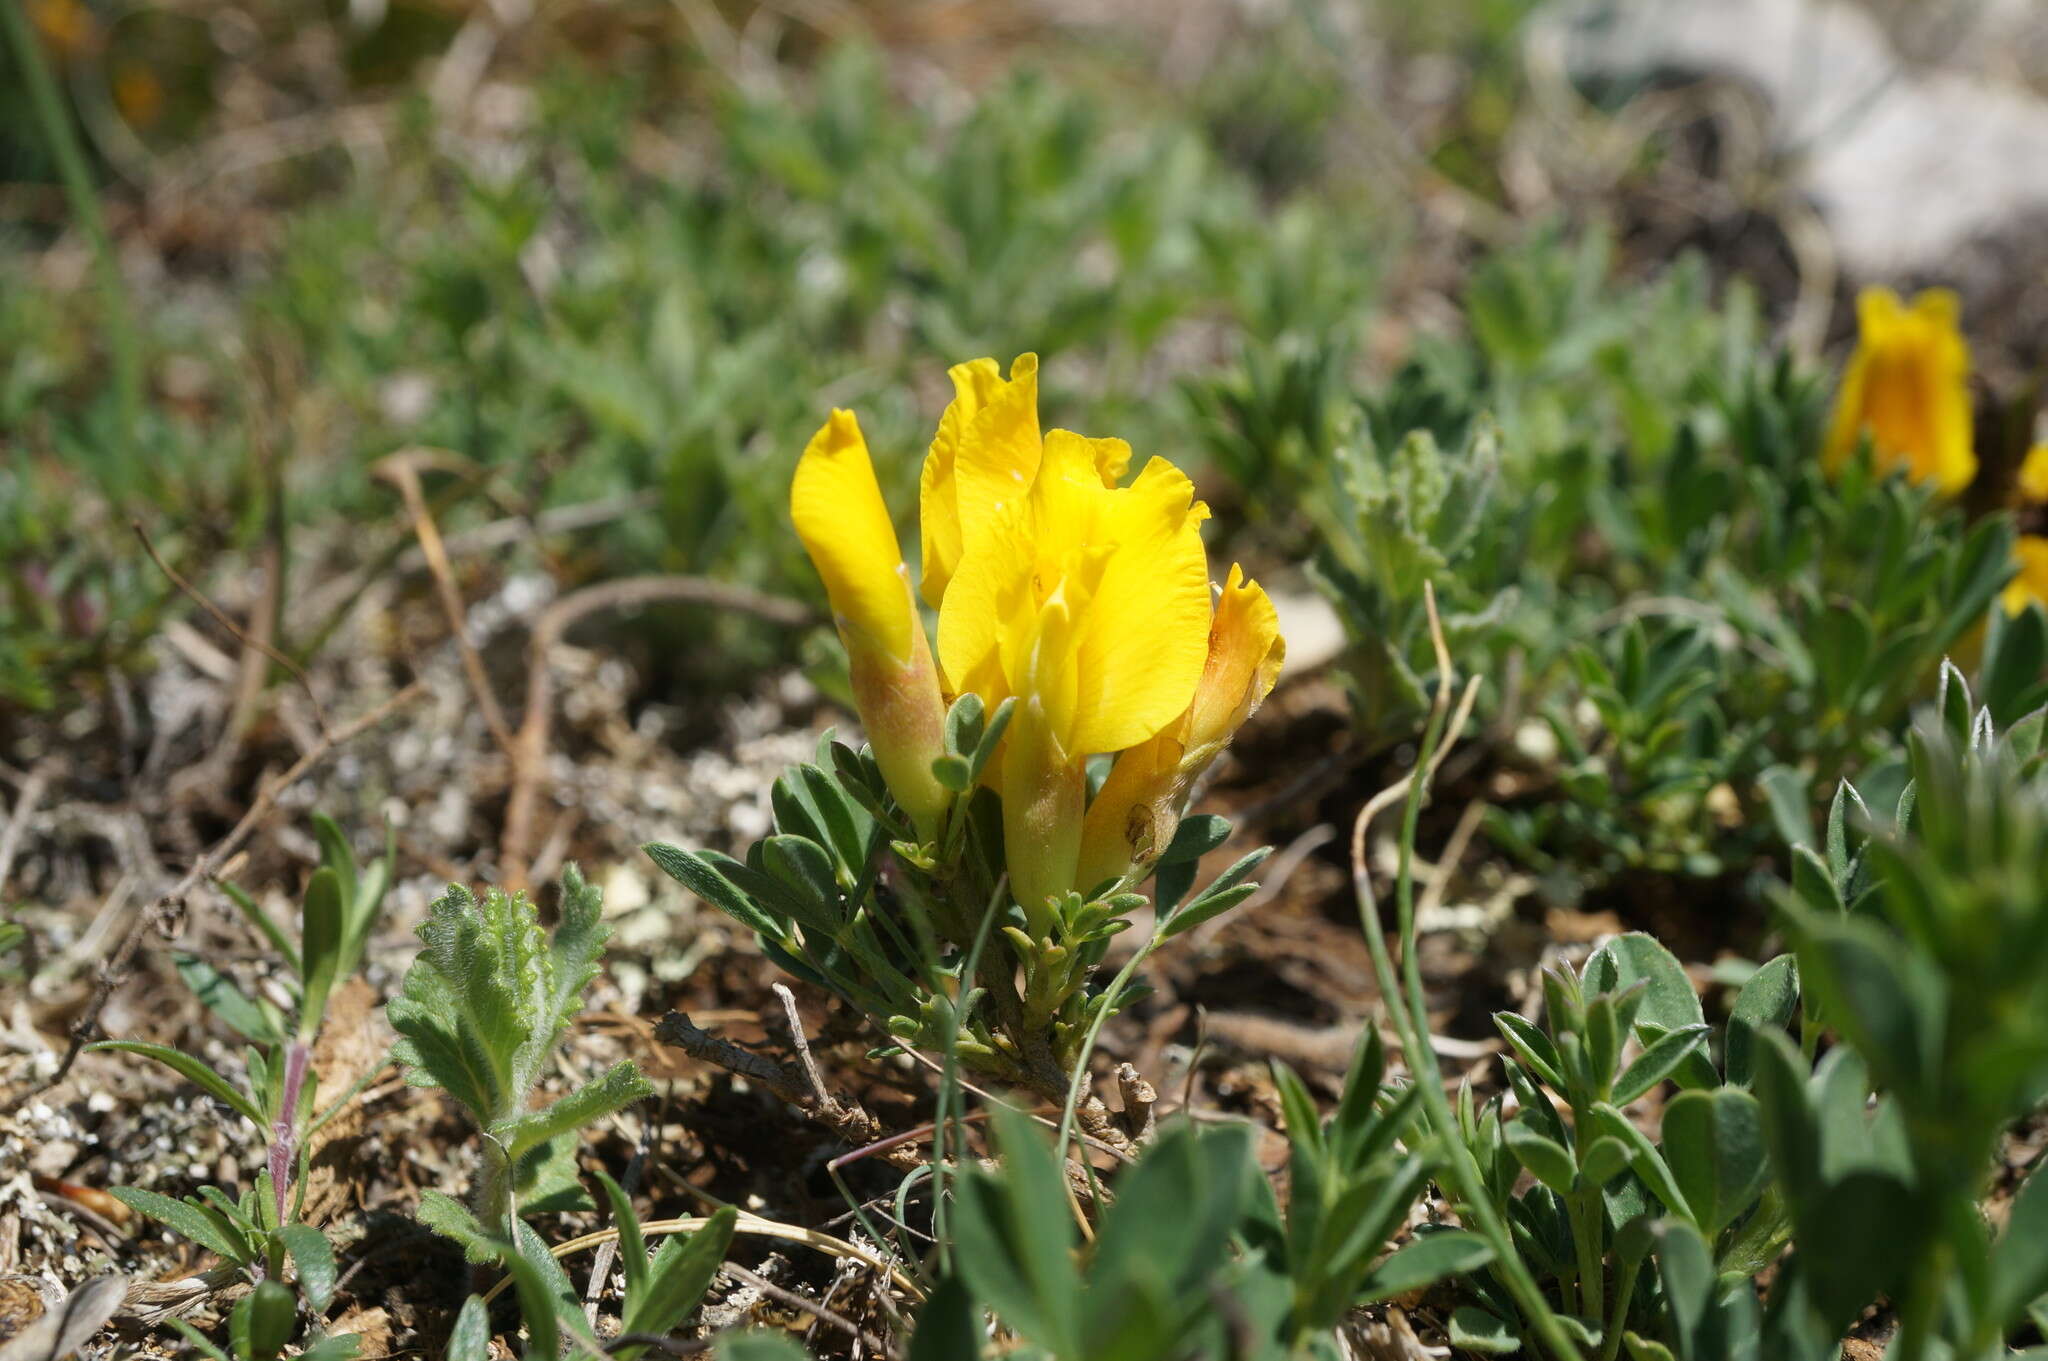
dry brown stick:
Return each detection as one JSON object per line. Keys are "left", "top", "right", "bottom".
{"left": 38, "top": 682, "right": 428, "bottom": 1091}
{"left": 719, "top": 1261, "right": 889, "bottom": 1358}
{"left": 653, "top": 1010, "right": 921, "bottom": 1172}
{"left": 374, "top": 453, "right": 519, "bottom": 762}
{"left": 132, "top": 521, "right": 329, "bottom": 737}
{"left": 0, "top": 755, "right": 60, "bottom": 902}
{"left": 501, "top": 575, "right": 815, "bottom": 889}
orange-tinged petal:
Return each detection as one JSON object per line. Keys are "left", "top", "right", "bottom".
{"left": 791, "top": 410, "right": 949, "bottom": 838}
{"left": 1185, "top": 566, "right": 1286, "bottom": 756}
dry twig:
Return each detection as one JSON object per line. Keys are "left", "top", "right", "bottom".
{"left": 39, "top": 682, "right": 428, "bottom": 1090}
{"left": 132, "top": 521, "right": 329, "bottom": 736}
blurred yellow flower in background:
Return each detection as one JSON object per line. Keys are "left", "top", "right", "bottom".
{"left": 2005, "top": 444, "right": 2048, "bottom": 616}
{"left": 1823, "top": 287, "right": 1975, "bottom": 494}
{"left": 791, "top": 354, "right": 1282, "bottom": 921}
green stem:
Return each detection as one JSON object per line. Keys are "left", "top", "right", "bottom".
{"left": 0, "top": 0, "right": 141, "bottom": 461}
{"left": 1891, "top": 1237, "right": 1946, "bottom": 1361}
{"left": 1598, "top": 1255, "right": 1641, "bottom": 1361}
{"left": 1569, "top": 1184, "right": 1605, "bottom": 1325}
{"left": 1357, "top": 702, "right": 1585, "bottom": 1361}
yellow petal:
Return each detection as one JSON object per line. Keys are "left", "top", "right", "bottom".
{"left": 1824, "top": 286, "right": 1974, "bottom": 494}
{"left": 1075, "top": 565, "right": 1285, "bottom": 890}
{"left": 920, "top": 354, "right": 1040, "bottom": 608}
{"left": 792, "top": 409, "right": 950, "bottom": 838}
{"left": 792, "top": 410, "right": 915, "bottom": 663}
{"left": 1065, "top": 454, "right": 1213, "bottom": 756}
{"left": 2018, "top": 444, "right": 2048, "bottom": 505}
{"left": 2004, "top": 537, "right": 2048, "bottom": 616}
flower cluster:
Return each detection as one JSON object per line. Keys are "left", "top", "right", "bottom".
{"left": 791, "top": 355, "right": 1284, "bottom": 920}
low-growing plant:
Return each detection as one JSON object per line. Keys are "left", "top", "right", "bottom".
{"left": 437, "top": 1175, "right": 737, "bottom": 1361}
{"left": 390, "top": 863, "right": 653, "bottom": 1245}
{"left": 646, "top": 355, "right": 1281, "bottom": 1149}
{"left": 1755, "top": 669, "right": 2048, "bottom": 1361}
{"left": 1451, "top": 931, "right": 1796, "bottom": 1358}
{"left": 918, "top": 1036, "right": 1481, "bottom": 1361}
{"left": 89, "top": 813, "right": 393, "bottom": 1361}
{"left": 1191, "top": 231, "right": 2036, "bottom": 893}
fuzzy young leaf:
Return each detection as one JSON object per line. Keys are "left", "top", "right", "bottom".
{"left": 501, "top": 1060, "right": 653, "bottom": 1162}
{"left": 388, "top": 880, "right": 567, "bottom": 1130}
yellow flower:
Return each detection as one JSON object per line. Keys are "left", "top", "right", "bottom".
{"left": 791, "top": 410, "right": 949, "bottom": 839}
{"left": 1998, "top": 445, "right": 2048, "bottom": 616}
{"left": 936, "top": 418, "right": 1214, "bottom": 920}
{"left": 1823, "top": 287, "right": 1975, "bottom": 495}
{"left": 1076, "top": 565, "right": 1286, "bottom": 891}
{"left": 793, "top": 354, "right": 1280, "bottom": 922}
{"left": 2005, "top": 538, "right": 2048, "bottom": 617}
{"left": 2018, "top": 443, "right": 2048, "bottom": 505}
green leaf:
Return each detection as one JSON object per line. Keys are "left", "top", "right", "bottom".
{"left": 1447, "top": 1305, "right": 1521, "bottom": 1354}
{"left": 547, "top": 864, "right": 611, "bottom": 1040}
{"left": 417, "top": 1190, "right": 497, "bottom": 1264}
{"left": 1493, "top": 1011, "right": 1567, "bottom": 1091}
{"left": 1356, "top": 1230, "right": 1494, "bottom": 1302}
{"left": 1659, "top": 1088, "right": 1767, "bottom": 1237}
{"left": 168, "top": 1319, "right": 235, "bottom": 1361}
{"left": 1724, "top": 954, "right": 1798, "bottom": 1088}
{"left": 715, "top": 1334, "right": 811, "bottom": 1361}
{"left": 112, "top": 1187, "right": 257, "bottom": 1267}
{"left": 906, "top": 1276, "right": 980, "bottom": 1361}
{"left": 1158, "top": 882, "right": 1259, "bottom": 938}
{"left": 1585, "top": 933, "right": 1716, "bottom": 1089}
{"left": 243, "top": 1278, "right": 298, "bottom": 1361}
{"left": 1993, "top": 1162, "right": 2048, "bottom": 1326}
{"left": 643, "top": 842, "right": 784, "bottom": 939}
{"left": 172, "top": 953, "right": 286, "bottom": 1046}
{"left": 1586, "top": 1104, "right": 1694, "bottom": 1224}
{"left": 88, "top": 1041, "right": 265, "bottom": 1128}
{"left": 501, "top": 1060, "right": 653, "bottom": 1160}
{"left": 298, "top": 867, "right": 346, "bottom": 1043}
{"left": 444, "top": 1295, "right": 493, "bottom": 1361}
{"left": 593, "top": 1170, "right": 650, "bottom": 1302}
{"left": 1504, "top": 1121, "right": 1576, "bottom": 1195}
{"left": 618, "top": 1207, "right": 738, "bottom": 1358}
{"left": 950, "top": 1103, "right": 1081, "bottom": 1357}
{"left": 298, "top": 1337, "right": 363, "bottom": 1361}
{"left": 1611, "top": 1024, "right": 1709, "bottom": 1105}
{"left": 277, "top": 1223, "right": 339, "bottom": 1312}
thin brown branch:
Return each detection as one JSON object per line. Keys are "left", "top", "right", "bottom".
{"left": 39, "top": 682, "right": 428, "bottom": 1091}
{"left": 719, "top": 1262, "right": 890, "bottom": 1358}
{"left": 132, "top": 521, "right": 329, "bottom": 736}
{"left": 501, "top": 575, "right": 816, "bottom": 889}
{"left": 0, "top": 754, "right": 60, "bottom": 902}
{"left": 653, "top": 1010, "right": 921, "bottom": 1172}
{"left": 373, "top": 451, "right": 519, "bottom": 761}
